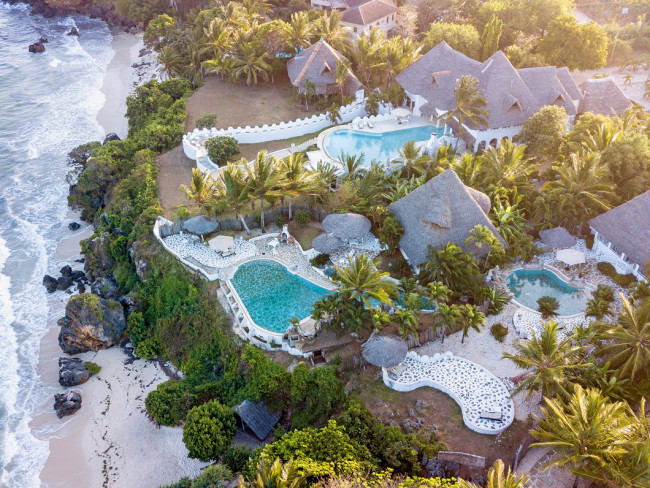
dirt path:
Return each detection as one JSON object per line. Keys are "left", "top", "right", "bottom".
{"left": 156, "top": 145, "right": 197, "bottom": 218}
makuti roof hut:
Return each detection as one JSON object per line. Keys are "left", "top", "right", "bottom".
{"left": 388, "top": 169, "right": 504, "bottom": 267}
{"left": 287, "top": 39, "right": 362, "bottom": 97}
{"left": 539, "top": 227, "right": 576, "bottom": 249}
{"left": 322, "top": 212, "right": 371, "bottom": 241}
{"left": 362, "top": 333, "right": 408, "bottom": 368}
{"left": 578, "top": 78, "right": 633, "bottom": 117}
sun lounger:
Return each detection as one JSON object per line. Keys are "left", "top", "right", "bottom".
{"left": 480, "top": 409, "right": 502, "bottom": 421}
{"left": 358, "top": 120, "right": 365, "bottom": 129}
{"left": 221, "top": 249, "right": 236, "bottom": 257}
{"left": 367, "top": 120, "right": 374, "bottom": 129}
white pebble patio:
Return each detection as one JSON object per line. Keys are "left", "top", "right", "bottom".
{"left": 383, "top": 351, "right": 515, "bottom": 435}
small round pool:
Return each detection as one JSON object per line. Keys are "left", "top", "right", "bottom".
{"left": 506, "top": 269, "right": 588, "bottom": 316}
{"left": 231, "top": 260, "right": 329, "bottom": 333}
{"left": 323, "top": 125, "right": 444, "bottom": 165}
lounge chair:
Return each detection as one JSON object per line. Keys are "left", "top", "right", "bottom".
{"left": 479, "top": 409, "right": 502, "bottom": 421}
{"left": 367, "top": 120, "right": 374, "bottom": 129}
{"left": 358, "top": 120, "right": 365, "bottom": 129}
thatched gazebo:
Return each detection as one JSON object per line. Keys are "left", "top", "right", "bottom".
{"left": 362, "top": 333, "right": 408, "bottom": 368}
{"left": 312, "top": 232, "right": 344, "bottom": 253}
{"left": 539, "top": 227, "right": 576, "bottom": 249}
{"left": 182, "top": 216, "right": 218, "bottom": 235}
{"left": 322, "top": 213, "right": 371, "bottom": 241}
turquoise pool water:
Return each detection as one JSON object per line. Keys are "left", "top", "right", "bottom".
{"left": 231, "top": 260, "right": 329, "bottom": 333}
{"left": 506, "top": 269, "right": 588, "bottom": 316}
{"left": 324, "top": 125, "right": 443, "bottom": 165}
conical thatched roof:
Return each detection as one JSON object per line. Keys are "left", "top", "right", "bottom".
{"left": 312, "top": 232, "right": 344, "bottom": 253}
{"left": 183, "top": 216, "right": 218, "bottom": 235}
{"left": 322, "top": 213, "right": 371, "bottom": 240}
{"left": 388, "top": 169, "right": 504, "bottom": 267}
{"left": 578, "top": 78, "right": 632, "bottom": 117}
{"left": 362, "top": 334, "right": 408, "bottom": 368}
{"left": 539, "top": 227, "right": 576, "bottom": 248}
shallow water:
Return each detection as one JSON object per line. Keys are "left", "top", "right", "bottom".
{"left": 0, "top": 6, "right": 111, "bottom": 486}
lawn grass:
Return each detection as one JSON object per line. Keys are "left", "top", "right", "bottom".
{"left": 288, "top": 221, "right": 323, "bottom": 250}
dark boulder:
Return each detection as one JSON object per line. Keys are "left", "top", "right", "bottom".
{"left": 56, "top": 276, "right": 73, "bottom": 291}
{"left": 67, "top": 27, "right": 80, "bottom": 36}
{"left": 39, "top": 36, "right": 48, "bottom": 43}
{"left": 58, "top": 357, "right": 90, "bottom": 386}
{"left": 90, "top": 277, "right": 120, "bottom": 300}
{"left": 60, "top": 265, "right": 72, "bottom": 277}
{"left": 29, "top": 41, "right": 46, "bottom": 53}
{"left": 76, "top": 281, "right": 86, "bottom": 294}
{"left": 70, "top": 270, "right": 86, "bottom": 281}
{"left": 68, "top": 222, "right": 81, "bottom": 231}
{"left": 43, "top": 275, "right": 58, "bottom": 293}
{"left": 102, "top": 133, "right": 120, "bottom": 144}
{"left": 58, "top": 294, "right": 126, "bottom": 354}
{"left": 54, "top": 391, "right": 82, "bottom": 418}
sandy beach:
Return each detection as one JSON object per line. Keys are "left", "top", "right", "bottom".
{"left": 36, "top": 30, "right": 204, "bottom": 488}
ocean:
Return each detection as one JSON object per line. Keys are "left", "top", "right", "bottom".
{"left": 0, "top": 5, "right": 112, "bottom": 486}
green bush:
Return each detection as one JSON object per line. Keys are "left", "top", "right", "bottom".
{"left": 585, "top": 297, "right": 612, "bottom": 319}
{"left": 597, "top": 262, "right": 617, "bottom": 276}
{"left": 585, "top": 234, "right": 594, "bottom": 250}
{"left": 290, "top": 364, "right": 345, "bottom": 430}
{"left": 274, "top": 214, "right": 284, "bottom": 228}
{"left": 135, "top": 337, "right": 159, "bottom": 359}
{"left": 310, "top": 254, "right": 330, "bottom": 267}
{"left": 195, "top": 112, "right": 217, "bottom": 130}
{"left": 593, "top": 284, "right": 615, "bottom": 303}
{"left": 182, "top": 400, "right": 237, "bottom": 462}
{"left": 222, "top": 446, "right": 256, "bottom": 474}
{"left": 480, "top": 287, "right": 511, "bottom": 315}
{"left": 490, "top": 323, "right": 508, "bottom": 342}
{"left": 85, "top": 361, "right": 101, "bottom": 375}
{"left": 145, "top": 380, "right": 192, "bottom": 426}
{"left": 205, "top": 136, "right": 240, "bottom": 167}
{"left": 294, "top": 209, "right": 311, "bottom": 225}
{"left": 537, "top": 296, "right": 559, "bottom": 318}
{"left": 597, "top": 262, "right": 637, "bottom": 287}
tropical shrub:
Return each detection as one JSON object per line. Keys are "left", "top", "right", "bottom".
{"left": 597, "top": 262, "right": 637, "bottom": 287}
{"left": 490, "top": 323, "right": 508, "bottom": 342}
{"left": 145, "top": 380, "right": 192, "bottom": 426}
{"left": 205, "top": 136, "right": 240, "bottom": 167}
{"left": 310, "top": 254, "right": 330, "bottom": 267}
{"left": 223, "top": 446, "right": 256, "bottom": 474}
{"left": 479, "top": 286, "right": 510, "bottom": 315}
{"left": 290, "top": 364, "right": 346, "bottom": 429}
{"left": 160, "top": 463, "right": 232, "bottom": 488}
{"left": 195, "top": 112, "right": 217, "bottom": 129}
{"left": 586, "top": 298, "right": 612, "bottom": 319}
{"left": 275, "top": 214, "right": 284, "bottom": 228}
{"left": 378, "top": 216, "right": 404, "bottom": 254}
{"left": 294, "top": 209, "right": 312, "bottom": 225}
{"left": 537, "top": 296, "right": 559, "bottom": 318}
{"left": 593, "top": 284, "right": 615, "bottom": 303}
{"left": 182, "top": 400, "right": 237, "bottom": 462}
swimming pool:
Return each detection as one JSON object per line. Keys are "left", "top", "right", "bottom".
{"left": 231, "top": 260, "right": 329, "bottom": 333}
{"left": 506, "top": 269, "right": 588, "bottom": 316}
{"left": 324, "top": 125, "right": 443, "bottom": 165}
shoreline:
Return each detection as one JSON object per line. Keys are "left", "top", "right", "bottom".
{"left": 36, "top": 29, "right": 201, "bottom": 488}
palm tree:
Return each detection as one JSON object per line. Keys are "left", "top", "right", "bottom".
{"left": 395, "top": 140, "right": 431, "bottom": 179}
{"left": 333, "top": 254, "right": 397, "bottom": 309}
{"left": 531, "top": 385, "right": 635, "bottom": 484}
{"left": 278, "top": 153, "right": 322, "bottom": 219}
{"left": 394, "top": 309, "right": 418, "bottom": 340}
{"left": 465, "top": 224, "right": 503, "bottom": 269}
{"left": 502, "top": 321, "right": 584, "bottom": 401}
{"left": 214, "top": 163, "right": 252, "bottom": 234}
{"left": 435, "top": 303, "right": 461, "bottom": 343}
{"left": 425, "top": 281, "right": 451, "bottom": 309}
{"left": 339, "top": 152, "right": 364, "bottom": 179}
{"left": 335, "top": 59, "right": 352, "bottom": 103}
{"left": 458, "top": 304, "right": 485, "bottom": 344}
{"left": 239, "top": 458, "right": 307, "bottom": 488}
{"left": 287, "top": 11, "right": 313, "bottom": 52}
{"left": 596, "top": 296, "right": 650, "bottom": 381}
{"left": 480, "top": 139, "right": 536, "bottom": 192}
{"left": 351, "top": 28, "right": 385, "bottom": 89}
{"left": 314, "top": 10, "right": 352, "bottom": 54}
{"left": 157, "top": 45, "right": 182, "bottom": 79}
{"left": 181, "top": 43, "right": 205, "bottom": 88}
{"left": 439, "top": 75, "right": 489, "bottom": 149}
{"left": 458, "top": 459, "right": 529, "bottom": 488}
{"left": 247, "top": 151, "right": 281, "bottom": 231}
{"left": 302, "top": 79, "right": 316, "bottom": 111}
{"left": 180, "top": 168, "right": 215, "bottom": 216}
{"left": 232, "top": 44, "right": 272, "bottom": 87}
{"left": 490, "top": 199, "right": 528, "bottom": 244}
{"left": 382, "top": 36, "right": 421, "bottom": 89}
{"left": 203, "top": 18, "right": 232, "bottom": 60}
{"left": 450, "top": 153, "right": 484, "bottom": 188}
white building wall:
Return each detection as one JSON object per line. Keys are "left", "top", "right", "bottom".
{"left": 342, "top": 13, "right": 396, "bottom": 39}
{"left": 590, "top": 228, "right": 647, "bottom": 281}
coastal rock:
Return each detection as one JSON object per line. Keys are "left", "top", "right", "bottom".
{"left": 58, "top": 357, "right": 90, "bottom": 386}
{"left": 53, "top": 391, "right": 82, "bottom": 418}
{"left": 68, "top": 222, "right": 81, "bottom": 231}
{"left": 58, "top": 294, "right": 126, "bottom": 354}
{"left": 67, "top": 26, "right": 79, "bottom": 36}
{"left": 43, "top": 275, "right": 59, "bottom": 293}
{"left": 57, "top": 276, "right": 73, "bottom": 291}
{"left": 76, "top": 281, "right": 86, "bottom": 294}
{"left": 28, "top": 41, "right": 46, "bottom": 53}
{"left": 90, "top": 276, "right": 120, "bottom": 300}
{"left": 82, "top": 232, "right": 115, "bottom": 278}
{"left": 102, "top": 132, "right": 120, "bottom": 144}
{"left": 70, "top": 269, "right": 86, "bottom": 281}
{"left": 39, "top": 36, "right": 48, "bottom": 43}
{"left": 60, "top": 265, "right": 72, "bottom": 277}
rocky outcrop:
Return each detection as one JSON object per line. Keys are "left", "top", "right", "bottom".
{"left": 69, "top": 222, "right": 80, "bottom": 231}
{"left": 67, "top": 26, "right": 80, "bottom": 36}
{"left": 43, "top": 275, "right": 58, "bottom": 293}
{"left": 58, "top": 357, "right": 90, "bottom": 386}
{"left": 102, "top": 133, "right": 120, "bottom": 144}
{"left": 43, "top": 266, "right": 87, "bottom": 293}
{"left": 58, "top": 294, "right": 126, "bottom": 354}
{"left": 54, "top": 391, "right": 82, "bottom": 418}
{"left": 82, "top": 232, "right": 115, "bottom": 279}
{"left": 90, "top": 276, "right": 120, "bottom": 301}
{"left": 28, "top": 41, "right": 46, "bottom": 53}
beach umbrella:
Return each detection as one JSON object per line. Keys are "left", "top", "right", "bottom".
{"left": 391, "top": 108, "right": 412, "bottom": 118}
{"left": 312, "top": 233, "right": 344, "bottom": 253}
{"left": 362, "top": 333, "right": 408, "bottom": 368}
{"left": 322, "top": 213, "right": 371, "bottom": 240}
{"left": 183, "top": 216, "right": 219, "bottom": 235}
{"left": 556, "top": 248, "right": 585, "bottom": 266}
{"left": 208, "top": 235, "right": 234, "bottom": 252}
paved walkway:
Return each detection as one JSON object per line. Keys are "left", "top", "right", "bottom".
{"left": 516, "top": 447, "right": 576, "bottom": 488}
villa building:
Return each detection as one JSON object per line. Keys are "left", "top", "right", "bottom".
{"left": 310, "top": 0, "right": 398, "bottom": 38}
{"left": 577, "top": 77, "right": 633, "bottom": 117}
{"left": 287, "top": 39, "right": 362, "bottom": 97}
{"left": 388, "top": 169, "right": 505, "bottom": 268}
{"left": 589, "top": 190, "right": 650, "bottom": 282}
{"left": 396, "top": 42, "right": 583, "bottom": 151}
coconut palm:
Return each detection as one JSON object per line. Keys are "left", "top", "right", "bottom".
{"left": 231, "top": 44, "right": 272, "bottom": 87}
{"left": 465, "top": 224, "right": 503, "bottom": 269}
{"left": 314, "top": 10, "right": 352, "bottom": 55}
{"left": 532, "top": 385, "right": 636, "bottom": 484}
{"left": 503, "top": 321, "right": 584, "bottom": 401}
{"left": 333, "top": 254, "right": 397, "bottom": 309}
{"left": 382, "top": 36, "right": 421, "bottom": 89}
{"left": 287, "top": 11, "right": 313, "bottom": 52}
{"left": 574, "top": 122, "right": 621, "bottom": 153}
{"left": 246, "top": 151, "right": 282, "bottom": 231}
{"left": 203, "top": 18, "right": 232, "bottom": 59}
{"left": 335, "top": 59, "right": 352, "bottom": 103}
{"left": 157, "top": 45, "right": 182, "bottom": 79}
{"left": 339, "top": 152, "right": 364, "bottom": 179}
{"left": 481, "top": 139, "right": 536, "bottom": 192}
{"left": 351, "top": 28, "right": 385, "bottom": 89}
{"left": 214, "top": 163, "right": 252, "bottom": 234}
{"left": 435, "top": 303, "right": 461, "bottom": 343}
{"left": 458, "top": 303, "right": 486, "bottom": 344}
{"left": 439, "top": 75, "right": 489, "bottom": 149}
{"left": 425, "top": 281, "right": 451, "bottom": 309}
{"left": 278, "top": 153, "right": 323, "bottom": 219}
{"left": 180, "top": 168, "right": 215, "bottom": 216}
{"left": 490, "top": 199, "right": 528, "bottom": 244}
{"left": 596, "top": 296, "right": 650, "bottom": 381}
{"left": 458, "top": 459, "right": 530, "bottom": 488}
{"left": 239, "top": 458, "right": 307, "bottom": 488}
{"left": 395, "top": 140, "right": 431, "bottom": 179}
{"left": 449, "top": 152, "right": 484, "bottom": 188}
{"left": 394, "top": 309, "right": 418, "bottom": 340}
{"left": 181, "top": 43, "right": 205, "bottom": 88}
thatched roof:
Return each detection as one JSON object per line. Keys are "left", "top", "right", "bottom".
{"left": 341, "top": 0, "right": 398, "bottom": 26}
{"left": 183, "top": 216, "right": 218, "bottom": 235}
{"left": 312, "top": 232, "right": 344, "bottom": 253}
{"left": 362, "top": 333, "right": 407, "bottom": 368}
{"left": 578, "top": 78, "right": 633, "bottom": 117}
{"left": 589, "top": 190, "right": 650, "bottom": 270}
{"left": 396, "top": 42, "right": 580, "bottom": 130}
{"left": 322, "top": 213, "right": 371, "bottom": 240}
{"left": 388, "top": 169, "right": 505, "bottom": 267}
{"left": 233, "top": 400, "right": 280, "bottom": 441}
{"left": 287, "top": 39, "right": 362, "bottom": 96}
{"left": 539, "top": 227, "right": 576, "bottom": 248}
